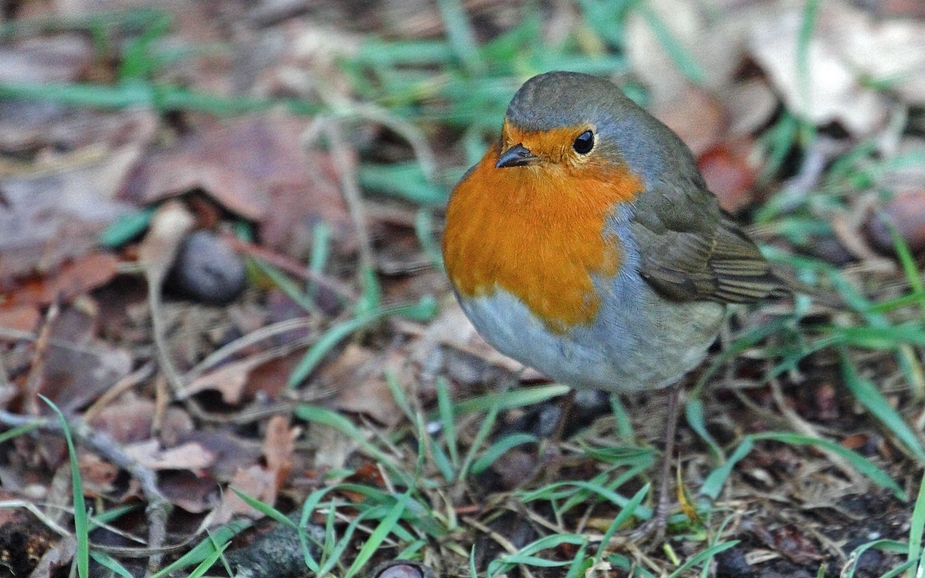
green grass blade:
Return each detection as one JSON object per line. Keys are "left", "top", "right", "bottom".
{"left": 253, "top": 259, "right": 319, "bottom": 314}
{"left": 908, "top": 469, "right": 925, "bottom": 569}
{"left": 594, "top": 484, "right": 650, "bottom": 561}
{"left": 435, "top": 0, "right": 482, "bottom": 72}
{"left": 700, "top": 436, "right": 754, "bottom": 500}
{"left": 564, "top": 543, "right": 590, "bottom": 578}
{"left": 307, "top": 221, "right": 332, "bottom": 299}
{"left": 471, "top": 433, "right": 538, "bottom": 475}
{"left": 41, "top": 397, "right": 88, "bottom": 578}
{"left": 294, "top": 404, "right": 410, "bottom": 486}
{"left": 385, "top": 369, "right": 417, "bottom": 424}
{"left": 98, "top": 208, "right": 154, "bottom": 248}
{"left": 0, "top": 420, "right": 43, "bottom": 444}
{"left": 150, "top": 520, "right": 249, "bottom": 578}
{"left": 685, "top": 397, "right": 724, "bottom": 462}
{"left": 89, "top": 552, "right": 133, "bottom": 578}
{"left": 522, "top": 481, "right": 653, "bottom": 520}
{"left": 344, "top": 492, "right": 412, "bottom": 578}
{"left": 454, "top": 385, "right": 571, "bottom": 415}
{"left": 841, "top": 350, "right": 925, "bottom": 464}
{"left": 358, "top": 163, "right": 448, "bottom": 205}
{"left": 490, "top": 534, "right": 587, "bottom": 573}
{"left": 608, "top": 394, "right": 635, "bottom": 440}
{"left": 701, "top": 432, "right": 906, "bottom": 501}
{"left": 878, "top": 559, "right": 917, "bottom": 578}
{"left": 667, "top": 541, "right": 740, "bottom": 578}
{"left": 633, "top": 1, "right": 705, "bottom": 84}
{"left": 186, "top": 540, "right": 230, "bottom": 578}
{"left": 841, "top": 540, "right": 908, "bottom": 578}
{"left": 796, "top": 0, "right": 820, "bottom": 111}
{"left": 457, "top": 389, "right": 504, "bottom": 483}
{"left": 288, "top": 297, "right": 437, "bottom": 387}
{"left": 436, "top": 377, "right": 459, "bottom": 469}
{"left": 754, "top": 432, "right": 905, "bottom": 499}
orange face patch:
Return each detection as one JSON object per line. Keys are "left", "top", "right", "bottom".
{"left": 443, "top": 126, "right": 643, "bottom": 333}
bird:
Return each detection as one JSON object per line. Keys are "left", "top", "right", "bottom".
{"left": 442, "top": 70, "right": 787, "bottom": 541}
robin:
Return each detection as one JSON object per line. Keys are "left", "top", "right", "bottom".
{"left": 442, "top": 71, "right": 786, "bottom": 541}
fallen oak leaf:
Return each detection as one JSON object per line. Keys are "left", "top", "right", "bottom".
{"left": 177, "top": 356, "right": 265, "bottom": 404}
{"left": 124, "top": 439, "right": 216, "bottom": 472}
{"left": 262, "top": 415, "right": 297, "bottom": 489}
{"left": 198, "top": 465, "right": 277, "bottom": 531}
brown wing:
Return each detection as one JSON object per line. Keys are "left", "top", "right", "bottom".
{"left": 629, "top": 183, "right": 786, "bottom": 304}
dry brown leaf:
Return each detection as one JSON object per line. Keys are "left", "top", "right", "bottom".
{"left": 0, "top": 147, "right": 136, "bottom": 282}
{"left": 194, "top": 417, "right": 295, "bottom": 529}
{"left": 321, "top": 344, "right": 403, "bottom": 426}
{"left": 179, "top": 356, "right": 265, "bottom": 404}
{"left": 1, "top": 253, "right": 120, "bottom": 308}
{"left": 240, "top": 348, "right": 301, "bottom": 400}
{"left": 0, "top": 106, "right": 153, "bottom": 282}
{"left": 826, "top": 3, "right": 925, "bottom": 106}
{"left": 40, "top": 343, "right": 133, "bottom": 415}
{"left": 310, "top": 420, "right": 359, "bottom": 472}
{"left": 260, "top": 162, "right": 355, "bottom": 260}
{"left": 77, "top": 452, "right": 118, "bottom": 495}
{"left": 180, "top": 430, "right": 262, "bottom": 480}
{"left": 2, "top": 108, "right": 157, "bottom": 159}
{"left": 417, "top": 303, "right": 540, "bottom": 376}
{"left": 88, "top": 397, "right": 155, "bottom": 444}
{"left": 202, "top": 465, "right": 278, "bottom": 529}
{"left": 0, "top": 305, "right": 41, "bottom": 333}
{"left": 263, "top": 415, "right": 297, "bottom": 480}
{"left": 158, "top": 471, "right": 219, "bottom": 514}
{"left": 654, "top": 86, "right": 725, "bottom": 156}
{"left": 625, "top": 0, "right": 758, "bottom": 105}
{"left": 698, "top": 136, "right": 759, "bottom": 213}
{"left": 123, "top": 112, "right": 354, "bottom": 259}
{"left": 748, "top": 4, "right": 889, "bottom": 135}
{"left": 124, "top": 440, "right": 216, "bottom": 472}
{"left": 725, "top": 79, "right": 779, "bottom": 136}
{"left": 133, "top": 159, "right": 266, "bottom": 221}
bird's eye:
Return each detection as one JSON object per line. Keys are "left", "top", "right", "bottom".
{"left": 572, "top": 130, "right": 594, "bottom": 154}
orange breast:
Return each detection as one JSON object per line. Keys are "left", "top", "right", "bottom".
{"left": 443, "top": 143, "right": 643, "bottom": 333}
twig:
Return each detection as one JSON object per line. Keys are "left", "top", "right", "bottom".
{"left": 0, "top": 499, "right": 72, "bottom": 537}
{"left": 83, "top": 362, "right": 156, "bottom": 424}
{"left": 0, "top": 410, "right": 173, "bottom": 575}
{"left": 301, "top": 68, "right": 438, "bottom": 184}
{"left": 343, "top": 103, "right": 438, "bottom": 183}
{"left": 0, "top": 343, "right": 11, "bottom": 389}
{"left": 303, "top": 116, "right": 376, "bottom": 288}
{"left": 22, "top": 301, "right": 59, "bottom": 416}
{"left": 139, "top": 202, "right": 196, "bottom": 402}
{"left": 223, "top": 235, "right": 358, "bottom": 303}
{"left": 0, "top": 327, "right": 114, "bottom": 354}
{"left": 0, "top": 501, "right": 149, "bottom": 547}
{"left": 185, "top": 317, "right": 319, "bottom": 380}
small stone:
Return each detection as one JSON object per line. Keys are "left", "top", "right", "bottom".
{"left": 170, "top": 230, "right": 246, "bottom": 304}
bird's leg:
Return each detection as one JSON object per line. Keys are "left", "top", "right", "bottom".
{"left": 550, "top": 388, "right": 577, "bottom": 443}
{"left": 523, "top": 388, "right": 577, "bottom": 486}
{"left": 649, "top": 383, "right": 681, "bottom": 540}
{"left": 615, "top": 383, "right": 681, "bottom": 546}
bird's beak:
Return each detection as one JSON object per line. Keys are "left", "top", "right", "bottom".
{"left": 496, "top": 143, "right": 537, "bottom": 168}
